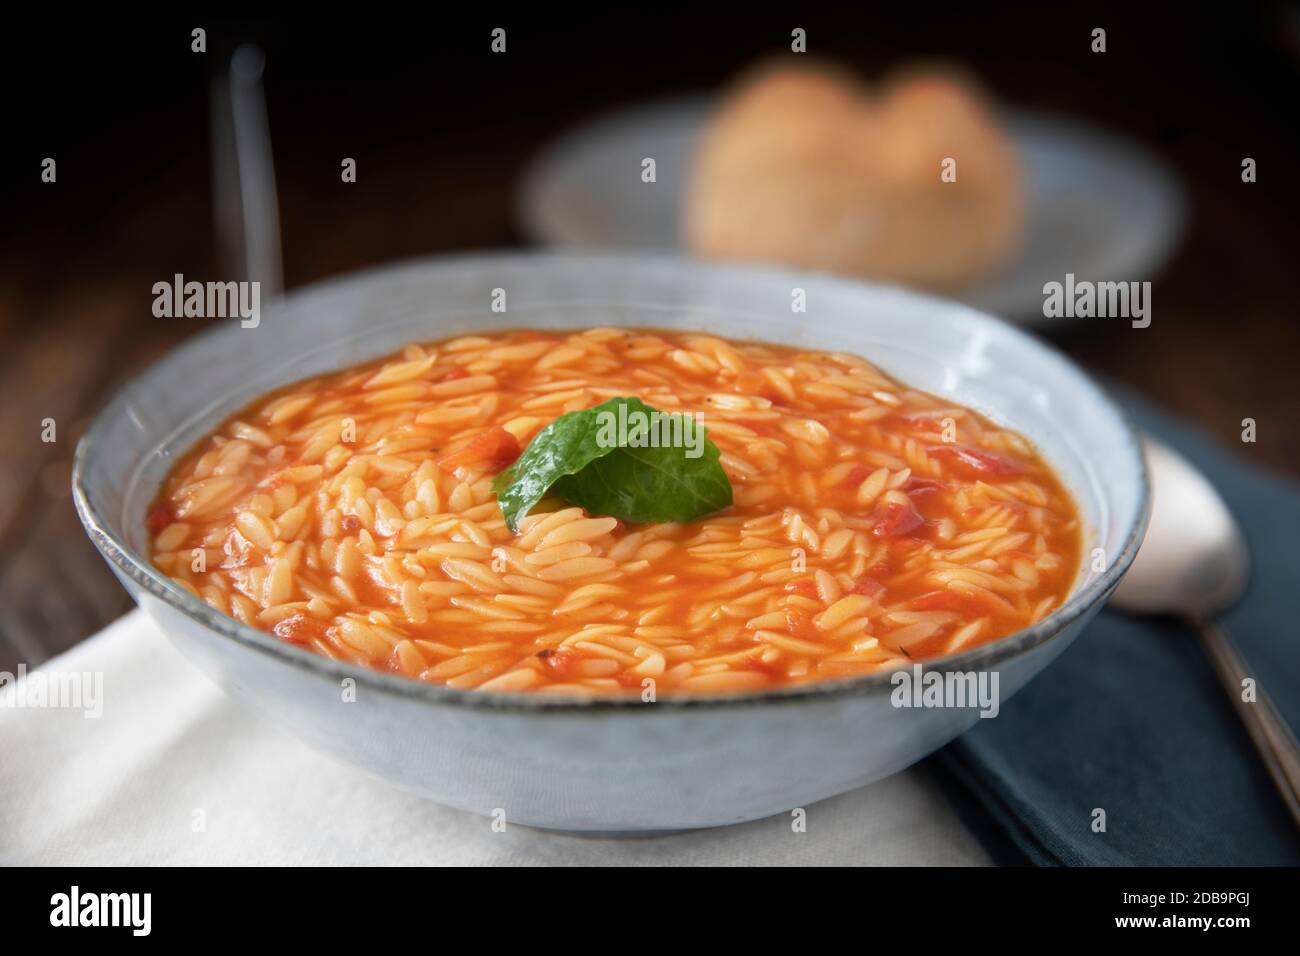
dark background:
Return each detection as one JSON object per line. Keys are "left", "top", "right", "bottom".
{"left": 3, "top": 6, "right": 1298, "bottom": 669}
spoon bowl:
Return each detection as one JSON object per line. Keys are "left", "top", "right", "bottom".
{"left": 1112, "top": 438, "right": 1249, "bottom": 620}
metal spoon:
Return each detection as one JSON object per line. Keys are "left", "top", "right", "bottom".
{"left": 211, "top": 44, "right": 283, "bottom": 303}
{"left": 1112, "top": 437, "right": 1300, "bottom": 828}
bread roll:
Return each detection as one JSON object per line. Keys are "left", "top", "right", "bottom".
{"left": 684, "top": 60, "right": 1024, "bottom": 288}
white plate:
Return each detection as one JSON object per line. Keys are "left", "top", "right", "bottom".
{"left": 518, "top": 96, "right": 1186, "bottom": 323}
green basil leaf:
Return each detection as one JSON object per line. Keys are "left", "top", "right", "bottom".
{"left": 553, "top": 438, "right": 732, "bottom": 524}
{"left": 492, "top": 396, "right": 732, "bottom": 531}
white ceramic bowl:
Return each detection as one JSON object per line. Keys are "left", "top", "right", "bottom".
{"left": 73, "top": 253, "right": 1148, "bottom": 832}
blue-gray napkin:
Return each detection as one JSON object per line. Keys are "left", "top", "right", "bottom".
{"left": 935, "top": 391, "right": 1300, "bottom": 866}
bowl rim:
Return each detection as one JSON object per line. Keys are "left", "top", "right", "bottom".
{"left": 72, "top": 250, "right": 1151, "bottom": 714}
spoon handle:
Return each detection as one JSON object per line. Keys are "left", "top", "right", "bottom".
{"left": 212, "top": 45, "right": 283, "bottom": 302}
{"left": 1197, "top": 619, "right": 1300, "bottom": 830}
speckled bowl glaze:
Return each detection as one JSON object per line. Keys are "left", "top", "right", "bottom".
{"left": 73, "top": 253, "right": 1148, "bottom": 832}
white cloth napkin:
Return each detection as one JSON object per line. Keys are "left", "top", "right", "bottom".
{"left": 0, "top": 610, "right": 990, "bottom": 865}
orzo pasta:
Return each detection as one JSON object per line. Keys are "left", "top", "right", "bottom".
{"left": 148, "top": 328, "right": 1081, "bottom": 696}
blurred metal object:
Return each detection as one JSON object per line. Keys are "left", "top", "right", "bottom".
{"left": 211, "top": 44, "right": 283, "bottom": 302}
{"left": 1112, "top": 437, "right": 1300, "bottom": 830}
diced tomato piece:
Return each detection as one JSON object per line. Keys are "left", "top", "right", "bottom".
{"left": 273, "top": 614, "right": 329, "bottom": 645}
{"left": 539, "top": 648, "right": 580, "bottom": 680}
{"left": 436, "top": 426, "right": 521, "bottom": 475}
{"left": 784, "top": 607, "right": 820, "bottom": 640}
{"left": 845, "top": 464, "right": 872, "bottom": 486}
{"left": 146, "top": 502, "right": 175, "bottom": 534}
{"left": 784, "top": 579, "right": 817, "bottom": 599}
{"left": 904, "top": 476, "right": 947, "bottom": 496}
{"left": 872, "top": 500, "right": 925, "bottom": 538}
{"left": 869, "top": 412, "right": 909, "bottom": 431}
{"left": 439, "top": 366, "right": 469, "bottom": 382}
{"left": 927, "top": 444, "right": 1022, "bottom": 478}
{"left": 740, "top": 657, "right": 783, "bottom": 679}
{"left": 852, "top": 578, "right": 885, "bottom": 597}
{"left": 341, "top": 515, "right": 362, "bottom": 535}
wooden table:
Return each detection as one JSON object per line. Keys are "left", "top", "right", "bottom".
{"left": 3, "top": 10, "right": 1297, "bottom": 671}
